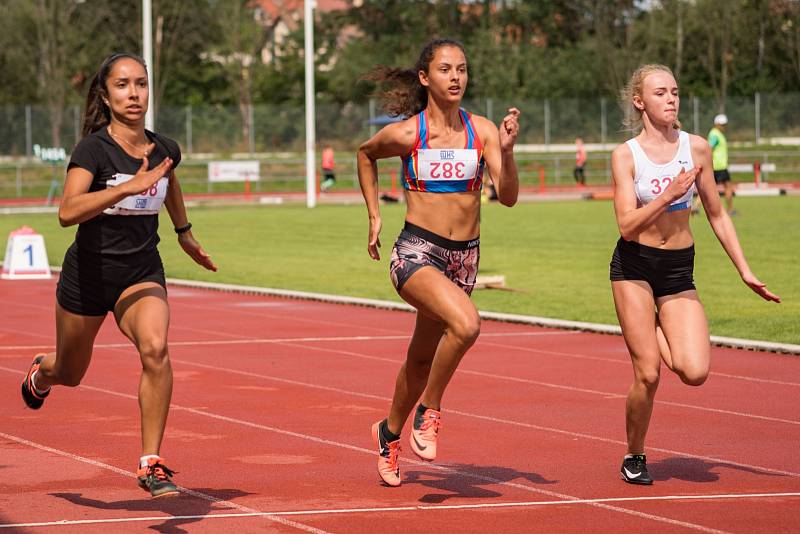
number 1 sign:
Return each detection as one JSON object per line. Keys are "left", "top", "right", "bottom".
{"left": 1, "top": 226, "right": 51, "bottom": 279}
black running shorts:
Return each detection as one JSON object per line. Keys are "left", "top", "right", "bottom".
{"left": 713, "top": 169, "right": 731, "bottom": 184}
{"left": 56, "top": 243, "right": 167, "bottom": 316}
{"left": 609, "top": 238, "right": 695, "bottom": 298}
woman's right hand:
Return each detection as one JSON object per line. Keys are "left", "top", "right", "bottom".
{"left": 662, "top": 166, "right": 700, "bottom": 203}
{"left": 122, "top": 147, "right": 172, "bottom": 196}
{"left": 367, "top": 216, "right": 382, "bottom": 260}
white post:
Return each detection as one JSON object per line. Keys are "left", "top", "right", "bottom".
{"left": 755, "top": 92, "right": 761, "bottom": 145}
{"left": 25, "top": 105, "right": 32, "bottom": 157}
{"left": 600, "top": 98, "right": 607, "bottom": 145}
{"left": 142, "top": 0, "right": 154, "bottom": 131}
{"left": 185, "top": 105, "right": 193, "bottom": 154}
{"left": 544, "top": 99, "right": 550, "bottom": 147}
{"left": 304, "top": 0, "right": 317, "bottom": 208}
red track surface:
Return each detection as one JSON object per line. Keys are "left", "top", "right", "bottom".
{"left": 1, "top": 278, "right": 798, "bottom": 533}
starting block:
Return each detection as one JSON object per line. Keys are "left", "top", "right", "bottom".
{"left": 2, "top": 226, "right": 51, "bottom": 279}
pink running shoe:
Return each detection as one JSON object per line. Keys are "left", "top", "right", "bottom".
{"left": 409, "top": 406, "right": 441, "bottom": 461}
{"left": 371, "top": 420, "right": 401, "bottom": 487}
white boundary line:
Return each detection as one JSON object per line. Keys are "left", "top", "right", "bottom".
{"left": 0, "top": 330, "right": 573, "bottom": 352}
{"left": 3, "top": 333, "right": 797, "bottom": 389}
{"left": 4, "top": 268, "right": 797, "bottom": 355}
{"left": 2, "top": 492, "right": 798, "bottom": 529}
{"left": 154, "top": 354, "right": 800, "bottom": 478}
{"left": 0, "top": 432, "right": 328, "bottom": 534}
{"left": 4, "top": 356, "right": 798, "bottom": 478}
{"left": 162, "top": 277, "right": 800, "bottom": 355}
{"left": 0, "top": 379, "right": 728, "bottom": 533}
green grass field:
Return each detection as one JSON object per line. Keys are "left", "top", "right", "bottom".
{"left": 1, "top": 196, "right": 797, "bottom": 344}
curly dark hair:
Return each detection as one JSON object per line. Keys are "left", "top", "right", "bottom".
{"left": 363, "top": 38, "right": 466, "bottom": 118}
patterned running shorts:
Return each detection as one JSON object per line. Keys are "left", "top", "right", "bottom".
{"left": 389, "top": 222, "right": 480, "bottom": 296}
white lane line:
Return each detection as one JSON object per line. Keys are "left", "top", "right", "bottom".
{"left": 0, "top": 378, "right": 728, "bottom": 533}
{"left": 1, "top": 326, "right": 796, "bottom": 388}
{"left": 3, "top": 492, "right": 798, "bottom": 529}
{"left": 455, "top": 368, "right": 800, "bottom": 426}
{"left": 479, "top": 339, "right": 800, "bottom": 387}
{"left": 1, "top": 346, "right": 798, "bottom": 481}
{"left": 0, "top": 330, "right": 571, "bottom": 352}
{"left": 0, "top": 432, "right": 329, "bottom": 534}
{"left": 268, "top": 340, "right": 800, "bottom": 426}
{"left": 171, "top": 355, "right": 800, "bottom": 479}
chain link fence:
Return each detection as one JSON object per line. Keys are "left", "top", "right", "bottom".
{"left": 3, "top": 93, "right": 799, "bottom": 156}
{"left": 1, "top": 93, "right": 798, "bottom": 197}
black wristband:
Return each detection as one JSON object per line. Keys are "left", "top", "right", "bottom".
{"left": 174, "top": 222, "right": 192, "bottom": 234}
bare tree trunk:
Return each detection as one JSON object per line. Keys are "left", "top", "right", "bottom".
{"left": 756, "top": 0, "right": 766, "bottom": 75}
{"left": 34, "top": 0, "right": 77, "bottom": 148}
{"left": 675, "top": 0, "right": 684, "bottom": 79}
{"left": 718, "top": 3, "right": 732, "bottom": 113}
{"left": 239, "top": 66, "right": 252, "bottom": 150}
{"left": 154, "top": 14, "right": 164, "bottom": 124}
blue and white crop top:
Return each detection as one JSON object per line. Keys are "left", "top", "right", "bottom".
{"left": 401, "top": 108, "right": 485, "bottom": 193}
{"left": 626, "top": 131, "right": 695, "bottom": 212}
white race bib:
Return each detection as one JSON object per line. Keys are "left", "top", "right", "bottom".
{"left": 103, "top": 173, "right": 168, "bottom": 216}
{"left": 416, "top": 149, "right": 479, "bottom": 182}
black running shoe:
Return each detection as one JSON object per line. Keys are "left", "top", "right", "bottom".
{"left": 137, "top": 457, "right": 179, "bottom": 498}
{"left": 620, "top": 454, "right": 653, "bottom": 485}
{"left": 21, "top": 354, "right": 50, "bottom": 409}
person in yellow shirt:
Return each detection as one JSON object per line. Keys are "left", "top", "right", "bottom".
{"left": 709, "top": 114, "right": 734, "bottom": 214}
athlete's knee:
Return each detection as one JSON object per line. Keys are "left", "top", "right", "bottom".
{"left": 634, "top": 368, "right": 660, "bottom": 390}
{"left": 450, "top": 314, "right": 480, "bottom": 347}
{"left": 138, "top": 337, "right": 169, "bottom": 369}
{"left": 676, "top": 366, "right": 708, "bottom": 386}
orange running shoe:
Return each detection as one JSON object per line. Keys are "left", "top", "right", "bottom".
{"left": 371, "top": 420, "right": 401, "bottom": 487}
{"left": 409, "top": 406, "right": 441, "bottom": 461}
{"left": 136, "top": 457, "right": 179, "bottom": 498}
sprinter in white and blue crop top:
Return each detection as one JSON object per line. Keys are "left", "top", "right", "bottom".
{"left": 356, "top": 39, "right": 523, "bottom": 487}
{"left": 626, "top": 130, "right": 695, "bottom": 212}
{"left": 610, "top": 64, "right": 779, "bottom": 488}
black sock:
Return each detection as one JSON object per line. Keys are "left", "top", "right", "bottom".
{"left": 380, "top": 419, "right": 400, "bottom": 443}
{"left": 416, "top": 403, "right": 429, "bottom": 417}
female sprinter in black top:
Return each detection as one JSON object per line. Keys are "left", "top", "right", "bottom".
{"left": 20, "top": 53, "right": 216, "bottom": 498}
{"left": 358, "top": 39, "right": 520, "bottom": 487}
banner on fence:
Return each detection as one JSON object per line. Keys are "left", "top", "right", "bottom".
{"left": 208, "top": 161, "right": 260, "bottom": 183}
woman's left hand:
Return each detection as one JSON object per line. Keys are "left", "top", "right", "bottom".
{"left": 179, "top": 232, "right": 217, "bottom": 272}
{"left": 742, "top": 271, "right": 780, "bottom": 302}
{"left": 499, "top": 107, "right": 521, "bottom": 151}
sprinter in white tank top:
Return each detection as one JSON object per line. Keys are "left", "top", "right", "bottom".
{"left": 610, "top": 64, "right": 780, "bottom": 486}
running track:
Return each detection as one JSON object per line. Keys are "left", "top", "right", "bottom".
{"left": 1, "top": 278, "right": 798, "bottom": 533}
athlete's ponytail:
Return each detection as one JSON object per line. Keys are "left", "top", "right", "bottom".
{"left": 620, "top": 64, "right": 682, "bottom": 132}
{"left": 82, "top": 53, "right": 147, "bottom": 138}
{"left": 364, "top": 38, "right": 466, "bottom": 118}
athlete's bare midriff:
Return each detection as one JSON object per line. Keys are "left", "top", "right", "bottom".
{"left": 632, "top": 210, "right": 694, "bottom": 249}
{"left": 404, "top": 189, "right": 481, "bottom": 240}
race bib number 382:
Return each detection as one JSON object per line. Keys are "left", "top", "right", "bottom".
{"left": 416, "top": 149, "right": 479, "bottom": 182}
{"left": 103, "top": 173, "right": 168, "bottom": 216}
